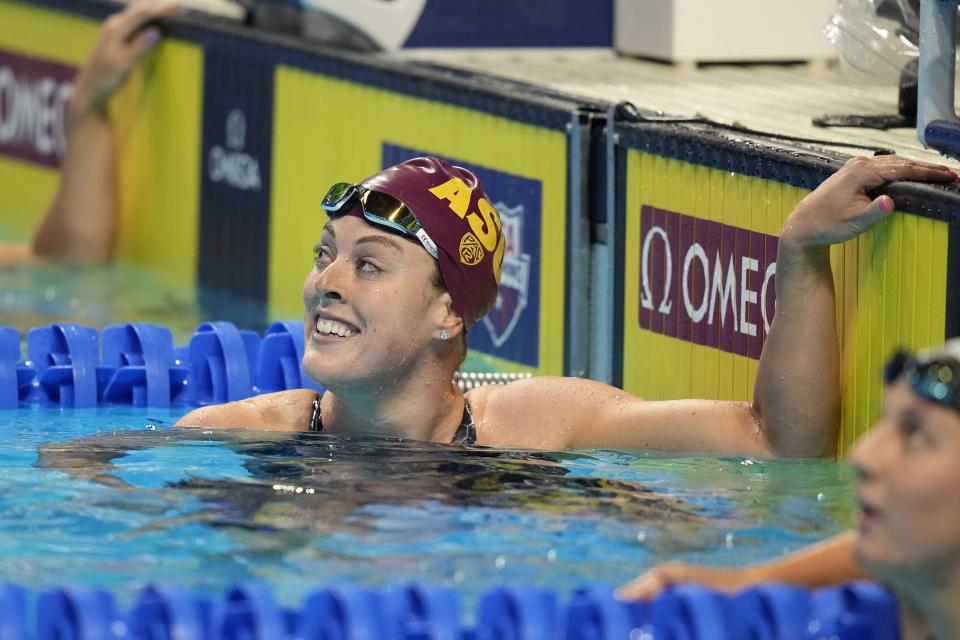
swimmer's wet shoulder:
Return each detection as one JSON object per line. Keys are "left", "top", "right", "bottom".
{"left": 469, "top": 377, "right": 772, "bottom": 456}
{"left": 175, "top": 379, "right": 771, "bottom": 455}
{"left": 175, "top": 389, "right": 317, "bottom": 431}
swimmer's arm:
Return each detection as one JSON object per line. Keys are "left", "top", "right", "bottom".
{"left": 478, "top": 378, "right": 772, "bottom": 456}
{"left": 37, "top": 428, "right": 209, "bottom": 488}
{"left": 31, "top": 2, "right": 178, "bottom": 264}
{"left": 617, "top": 530, "right": 867, "bottom": 600}
{"left": 0, "top": 242, "right": 36, "bottom": 267}
{"left": 753, "top": 157, "right": 958, "bottom": 458}
{"left": 37, "top": 424, "right": 288, "bottom": 487}
{"left": 31, "top": 108, "right": 117, "bottom": 264}
{"left": 748, "top": 232, "right": 840, "bottom": 459}
{"left": 37, "top": 433, "right": 138, "bottom": 488}
{"left": 173, "top": 389, "right": 317, "bottom": 431}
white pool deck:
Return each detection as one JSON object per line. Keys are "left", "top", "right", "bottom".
{"left": 401, "top": 49, "right": 958, "bottom": 167}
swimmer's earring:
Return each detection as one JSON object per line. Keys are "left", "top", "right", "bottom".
{"left": 440, "top": 330, "right": 449, "bottom": 341}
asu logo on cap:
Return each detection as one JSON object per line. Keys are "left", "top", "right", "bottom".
{"left": 428, "top": 176, "right": 505, "bottom": 278}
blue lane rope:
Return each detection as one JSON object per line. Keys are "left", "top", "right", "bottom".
{"left": 0, "top": 580, "right": 898, "bottom": 639}
{"left": 0, "top": 322, "right": 534, "bottom": 410}
{"left": 0, "top": 322, "right": 324, "bottom": 410}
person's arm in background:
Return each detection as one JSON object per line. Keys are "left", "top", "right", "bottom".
{"left": 617, "top": 530, "right": 867, "bottom": 600}
{"left": 0, "top": 1, "right": 178, "bottom": 266}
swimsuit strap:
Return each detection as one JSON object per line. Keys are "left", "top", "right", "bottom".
{"left": 308, "top": 392, "right": 476, "bottom": 444}
{"left": 450, "top": 398, "right": 478, "bottom": 445}
{"left": 309, "top": 392, "right": 324, "bottom": 433}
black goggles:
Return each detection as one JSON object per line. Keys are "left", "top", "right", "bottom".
{"left": 320, "top": 182, "right": 438, "bottom": 260}
{"left": 884, "top": 349, "right": 960, "bottom": 414}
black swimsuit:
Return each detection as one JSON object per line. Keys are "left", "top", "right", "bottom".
{"left": 308, "top": 393, "right": 478, "bottom": 445}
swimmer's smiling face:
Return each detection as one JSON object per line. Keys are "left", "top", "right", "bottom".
{"left": 849, "top": 379, "right": 960, "bottom": 586}
{"left": 301, "top": 215, "right": 453, "bottom": 390}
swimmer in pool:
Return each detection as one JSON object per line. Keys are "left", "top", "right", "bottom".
{"left": 0, "top": 1, "right": 179, "bottom": 266}
{"left": 176, "top": 154, "right": 958, "bottom": 458}
{"left": 618, "top": 341, "right": 960, "bottom": 639}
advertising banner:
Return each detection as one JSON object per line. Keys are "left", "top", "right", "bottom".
{"left": 0, "top": 48, "right": 75, "bottom": 169}
{"left": 619, "top": 148, "right": 952, "bottom": 454}
{"left": 637, "top": 204, "right": 778, "bottom": 360}
{"left": 197, "top": 45, "right": 276, "bottom": 328}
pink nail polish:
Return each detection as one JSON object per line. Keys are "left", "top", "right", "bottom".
{"left": 879, "top": 198, "right": 894, "bottom": 213}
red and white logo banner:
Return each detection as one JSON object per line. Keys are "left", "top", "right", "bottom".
{"left": 0, "top": 48, "right": 76, "bottom": 169}
{"left": 638, "top": 204, "right": 779, "bottom": 360}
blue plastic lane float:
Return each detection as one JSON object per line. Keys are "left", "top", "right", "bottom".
{"left": 0, "top": 580, "right": 901, "bottom": 639}
{"left": 98, "top": 324, "right": 189, "bottom": 408}
{"left": 0, "top": 584, "right": 26, "bottom": 640}
{"left": 297, "top": 586, "right": 384, "bottom": 640}
{"left": 0, "top": 328, "right": 22, "bottom": 410}
{"left": 810, "top": 582, "right": 900, "bottom": 640}
{"left": 475, "top": 585, "right": 559, "bottom": 640}
{"left": 126, "top": 584, "right": 210, "bottom": 640}
{"left": 188, "top": 322, "right": 261, "bottom": 406}
{"left": 257, "top": 322, "right": 323, "bottom": 395}
{"left": 731, "top": 584, "right": 811, "bottom": 640}
{"left": 208, "top": 583, "right": 291, "bottom": 640}
{"left": 563, "top": 583, "right": 644, "bottom": 640}
{"left": 35, "top": 587, "right": 117, "bottom": 640}
{"left": 28, "top": 324, "right": 100, "bottom": 409}
{"left": 0, "top": 321, "right": 330, "bottom": 409}
{"left": 382, "top": 583, "right": 462, "bottom": 640}
{"left": 649, "top": 585, "right": 732, "bottom": 640}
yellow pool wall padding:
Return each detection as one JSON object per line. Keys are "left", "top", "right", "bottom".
{"left": 110, "top": 41, "right": 203, "bottom": 285}
{"left": 622, "top": 149, "right": 950, "bottom": 456}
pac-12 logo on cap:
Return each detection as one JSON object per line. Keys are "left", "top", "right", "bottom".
{"left": 429, "top": 177, "right": 505, "bottom": 275}
{"left": 458, "top": 233, "right": 484, "bottom": 265}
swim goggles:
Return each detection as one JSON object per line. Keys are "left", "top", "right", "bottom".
{"left": 884, "top": 349, "right": 960, "bottom": 414}
{"left": 320, "top": 182, "right": 439, "bottom": 260}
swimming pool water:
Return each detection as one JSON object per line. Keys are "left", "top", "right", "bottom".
{"left": 0, "top": 406, "right": 855, "bottom": 607}
{"left": 0, "top": 259, "right": 855, "bottom": 608}
{"left": 0, "top": 261, "right": 271, "bottom": 346}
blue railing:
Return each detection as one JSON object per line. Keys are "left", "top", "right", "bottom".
{"left": 0, "top": 580, "right": 898, "bottom": 640}
{"left": 0, "top": 322, "right": 323, "bottom": 410}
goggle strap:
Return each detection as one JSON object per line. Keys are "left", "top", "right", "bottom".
{"left": 415, "top": 228, "right": 439, "bottom": 259}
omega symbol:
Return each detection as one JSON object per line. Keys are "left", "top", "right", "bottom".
{"left": 225, "top": 109, "right": 246, "bottom": 151}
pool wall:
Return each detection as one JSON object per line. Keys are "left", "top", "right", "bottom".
{"left": 1, "top": 0, "right": 959, "bottom": 453}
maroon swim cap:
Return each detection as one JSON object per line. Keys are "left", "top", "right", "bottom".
{"left": 354, "top": 157, "right": 505, "bottom": 329}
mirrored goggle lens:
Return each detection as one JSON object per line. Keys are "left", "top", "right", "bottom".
{"left": 360, "top": 189, "right": 423, "bottom": 234}
{"left": 321, "top": 182, "right": 356, "bottom": 213}
{"left": 359, "top": 189, "right": 439, "bottom": 259}
{"left": 908, "top": 358, "right": 960, "bottom": 412}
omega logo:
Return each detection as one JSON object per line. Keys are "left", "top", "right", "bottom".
{"left": 208, "top": 108, "right": 262, "bottom": 192}
{"left": 637, "top": 205, "right": 779, "bottom": 359}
